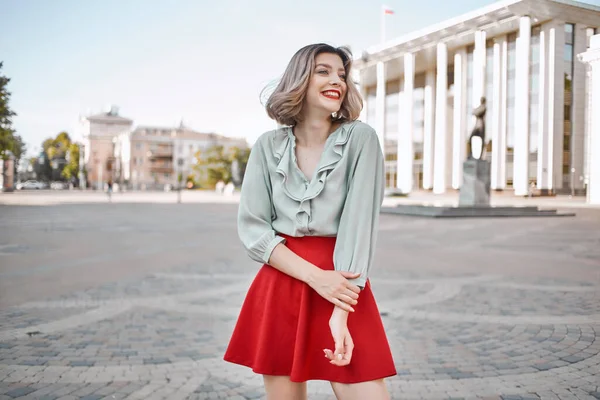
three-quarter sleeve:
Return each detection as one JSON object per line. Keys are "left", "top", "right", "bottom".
{"left": 238, "top": 139, "right": 286, "bottom": 264}
{"left": 333, "top": 129, "right": 385, "bottom": 288}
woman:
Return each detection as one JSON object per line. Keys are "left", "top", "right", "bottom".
{"left": 224, "top": 43, "right": 396, "bottom": 400}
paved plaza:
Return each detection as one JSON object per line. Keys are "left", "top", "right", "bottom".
{"left": 0, "top": 191, "right": 599, "bottom": 399}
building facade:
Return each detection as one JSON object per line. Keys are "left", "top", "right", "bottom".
{"left": 354, "top": 0, "right": 599, "bottom": 197}
{"left": 81, "top": 108, "right": 248, "bottom": 190}
{"left": 81, "top": 107, "right": 133, "bottom": 190}
{"left": 118, "top": 125, "right": 247, "bottom": 190}
{"left": 578, "top": 33, "right": 600, "bottom": 204}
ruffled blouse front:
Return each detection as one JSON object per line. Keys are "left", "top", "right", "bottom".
{"left": 237, "top": 120, "right": 385, "bottom": 288}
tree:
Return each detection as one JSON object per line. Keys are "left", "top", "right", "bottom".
{"left": 191, "top": 145, "right": 250, "bottom": 189}
{"left": 11, "top": 134, "right": 25, "bottom": 163}
{"left": 38, "top": 131, "right": 74, "bottom": 181}
{"left": 46, "top": 131, "right": 70, "bottom": 161}
{"left": 0, "top": 63, "right": 16, "bottom": 151}
{"left": 193, "top": 145, "right": 230, "bottom": 188}
{"left": 0, "top": 62, "right": 20, "bottom": 161}
{"left": 62, "top": 143, "right": 80, "bottom": 181}
{"left": 229, "top": 146, "right": 251, "bottom": 185}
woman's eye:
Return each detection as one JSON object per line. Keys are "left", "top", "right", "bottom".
{"left": 339, "top": 75, "right": 347, "bottom": 81}
{"left": 317, "top": 70, "right": 328, "bottom": 75}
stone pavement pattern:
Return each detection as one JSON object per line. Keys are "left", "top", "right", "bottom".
{"left": 0, "top": 194, "right": 599, "bottom": 399}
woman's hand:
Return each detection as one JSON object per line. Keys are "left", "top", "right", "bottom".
{"left": 324, "top": 306, "right": 353, "bottom": 366}
{"left": 307, "top": 270, "right": 361, "bottom": 312}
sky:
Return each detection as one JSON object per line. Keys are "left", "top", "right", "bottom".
{"left": 2, "top": 0, "right": 599, "bottom": 157}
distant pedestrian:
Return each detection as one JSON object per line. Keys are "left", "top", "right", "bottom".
{"left": 224, "top": 43, "right": 394, "bottom": 399}
{"left": 107, "top": 180, "right": 113, "bottom": 202}
{"left": 215, "top": 179, "right": 225, "bottom": 194}
{"left": 223, "top": 181, "right": 235, "bottom": 196}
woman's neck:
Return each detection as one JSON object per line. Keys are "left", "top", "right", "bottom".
{"left": 294, "top": 113, "right": 339, "bottom": 148}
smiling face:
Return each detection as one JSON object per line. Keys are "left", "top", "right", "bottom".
{"left": 304, "top": 52, "right": 348, "bottom": 117}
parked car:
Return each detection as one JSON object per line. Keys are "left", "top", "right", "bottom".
{"left": 16, "top": 180, "right": 46, "bottom": 190}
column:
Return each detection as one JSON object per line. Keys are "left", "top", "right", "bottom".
{"left": 433, "top": 42, "right": 448, "bottom": 194}
{"left": 452, "top": 48, "right": 467, "bottom": 189}
{"left": 537, "top": 28, "right": 550, "bottom": 190}
{"left": 423, "top": 70, "right": 436, "bottom": 190}
{"left": 577, "top": 34, "right": 600, "bottom": 204}
{"left": 499, "top": 37, "right": 509, "bottom": 189}
{"left": 513, "top": 16, "right": 531, "bottom": 196}
{"left": 550, "top": 23, "right": 565, "bottom": 191}
{"left": 546, "top": 26, "right": 557, "bottom": 191}
{"left": 375, "top": 62, "right": 386, "bottom": 152}
{"left": 397, "top": 53, "right": 414, "bottom": 193}
{"left": 491, "top": 37, "right": 507, "bottom": 189}
{"left": 473, "top": 30, "right": 487, "bottom": 109}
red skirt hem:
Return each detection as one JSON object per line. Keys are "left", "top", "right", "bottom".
{"left": 223, "top": 356, "right": 398, "bottom": 384}
{"left": 223, "top": 235, "right": 397, "bottom": 383}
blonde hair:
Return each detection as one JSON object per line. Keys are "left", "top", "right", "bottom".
{"left": 263, "top": 44, "right": 363, "bottom": 126}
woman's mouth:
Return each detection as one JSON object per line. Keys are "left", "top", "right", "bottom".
{"left": 321, "top": 90, "right": 340, "bottom": 100}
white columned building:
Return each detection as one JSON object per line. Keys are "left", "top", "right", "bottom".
{"left": 452, "top": 48, "right": 467, "bottom": 189}
{"left": 422, "top": 70, "right": 435, "bottom": 190}
{"left": 397, "top": 53, "right": 414, "bottom": 193}
{"left": 375, "top": 61, "right": 386, "bottom": 151}
{"left": 578, "top": 34, "right": 600, "bottom": 205}
{"left": 491, "top": 36, "right": 507, "bottom": 190}
{"left": 433, "top": 42, "right": 448, "bottom": 194}
{"left": 513, "top": 16, "right": 531, "bottom": 196}
{"left": 355, "top": 0, "right": 599, "bottom": 199}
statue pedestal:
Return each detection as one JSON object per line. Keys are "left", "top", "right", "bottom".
{"left": 459, "top": 159, "right": 490, "bottom": 207}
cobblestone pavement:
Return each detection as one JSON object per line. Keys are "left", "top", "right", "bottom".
{"left": 0, "top": 197, "right": 599, "bottom": 399}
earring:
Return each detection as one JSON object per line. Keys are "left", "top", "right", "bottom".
{"left": 331, "top": 112, "right": 338, "bottom": 119}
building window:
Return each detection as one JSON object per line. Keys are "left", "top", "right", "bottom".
{"left": 135, "top": 143, "right": 142, "bottom": 150}
{"left": 384, "top": 80, "right": 399, "bottom": 143}
{"left": 413, "top": 87, "right": 425, "bottom": 143}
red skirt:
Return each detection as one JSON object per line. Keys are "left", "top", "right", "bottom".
{"left": 223, "top": 234, "right": 396, "bottom": 383}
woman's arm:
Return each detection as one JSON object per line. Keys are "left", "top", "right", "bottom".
{"left": 325, "top": 126, "right": 385, "bottom": 366}
{"left": 268, "top": 244, "right": 361, "bottom": 312}
{"left": 238, "top": 135, "right": 361, "bottom": 312}
{"left": 333, "top": 126, "right": 385, "bottom": 288}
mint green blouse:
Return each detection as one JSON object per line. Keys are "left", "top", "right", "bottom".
{"left": 237, "top": 120, "right": 384, "bottom": 288}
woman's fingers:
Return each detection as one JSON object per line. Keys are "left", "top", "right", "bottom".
{"left": 343, "top": 334, "right": 354, "bottom": 363}
{"left": 338, "top": 272, "right": 361, "bottom": 294}
{"left": 344, "top": 282, "right": 361, "bottom": 294}
{"left": 323, "top": 348, "right": 350, "bottom": 366}
{"left": 332, "top": 298, "right": 355, "bottom": 313}
{"left": 334, "top": 338, "right": 344, "bottom": 360}
{"left": 324, "top": 335, "right": 353, "bottom": 367}
{"left": 341, "top": 290, "right": 359, "bottom": 302}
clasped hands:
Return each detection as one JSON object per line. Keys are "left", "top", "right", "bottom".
{"left": 307, "top": 270, "right": 361, "bottom": 367}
